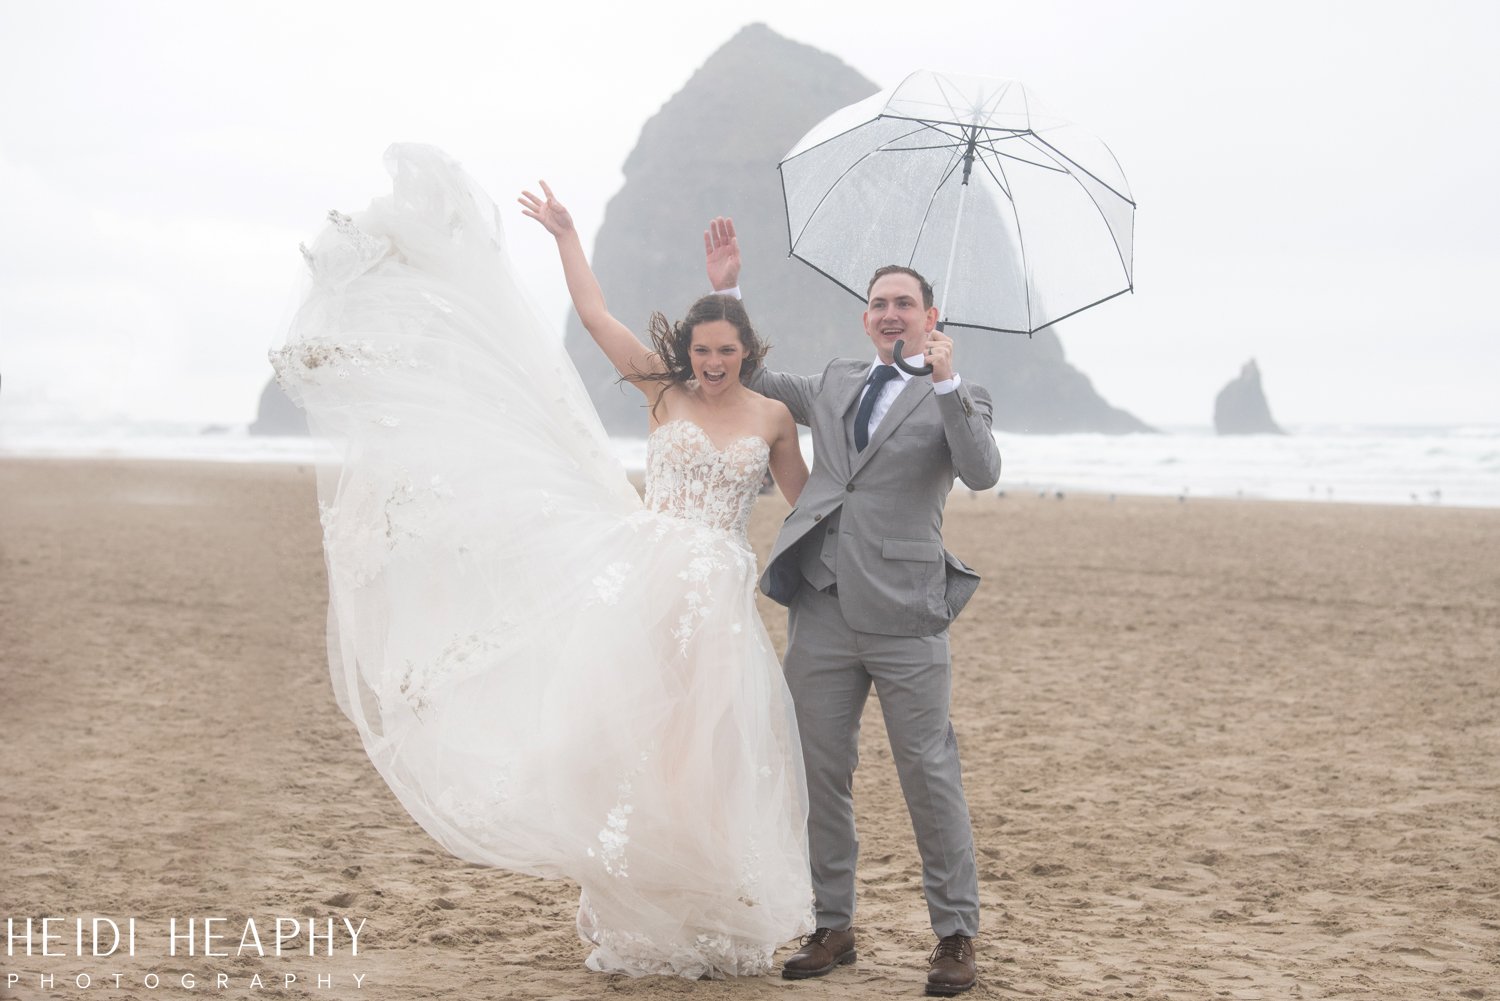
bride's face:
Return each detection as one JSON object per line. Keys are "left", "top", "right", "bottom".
{"left": 689, "top": 320, "right": 746, "bottom": 393}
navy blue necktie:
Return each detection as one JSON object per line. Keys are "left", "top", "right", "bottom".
{"left": 854, "top": 365, "right": 900, "bottom": 451}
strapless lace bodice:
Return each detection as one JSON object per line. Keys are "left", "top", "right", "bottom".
{"left": 643, "top": 420, "right": 770, "bottom": 540}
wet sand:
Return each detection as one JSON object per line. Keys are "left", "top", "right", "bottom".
{"left": 2, "top": 458, "right": 1497, "bottom": 999}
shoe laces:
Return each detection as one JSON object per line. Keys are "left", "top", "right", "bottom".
{"left": 800, "top": 927, "right": 836, "bottom": 948}
{"left": 928, "top": 934, "right": 973, "bottom": 963}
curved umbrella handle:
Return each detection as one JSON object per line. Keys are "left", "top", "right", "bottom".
{"left": 891, "top": 338, "right": 935, "bottom": 377}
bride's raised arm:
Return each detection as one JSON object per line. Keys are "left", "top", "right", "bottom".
{"left": 519, "top": 181, "right": 666, "bottom": 387}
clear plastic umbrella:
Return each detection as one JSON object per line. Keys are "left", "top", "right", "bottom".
{"left": 779, "top": 70, "right": 1134, "bottom": 370}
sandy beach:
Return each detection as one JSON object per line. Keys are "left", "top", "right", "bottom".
{"left": 2, "top": 457, "right": 1497, "bottom": 1000}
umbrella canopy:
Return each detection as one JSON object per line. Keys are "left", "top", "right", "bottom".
{"left": 779, "top": 70, "right": 1134, "bottom": 335}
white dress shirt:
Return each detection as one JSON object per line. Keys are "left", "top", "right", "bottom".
{"left": 860, "top": 355, "right": 960, "bottom": 436}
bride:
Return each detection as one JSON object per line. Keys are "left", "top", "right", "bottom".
{"left": 271, "top": 144, "right": 814, "bottom": 978}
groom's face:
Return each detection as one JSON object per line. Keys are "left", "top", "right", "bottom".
{"left": 863, "top": 274, "right": 939, "bottom": 365}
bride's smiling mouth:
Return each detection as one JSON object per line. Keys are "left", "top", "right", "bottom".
{"left": 702, "top": 370, "right": 727, "bottom": 385}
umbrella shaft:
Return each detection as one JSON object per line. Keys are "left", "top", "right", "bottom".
{"left": 938, "top": 180, "right": 971, "bottom": 322}
{"left": 938, "top": 127, "right": 980, "bottom": 321}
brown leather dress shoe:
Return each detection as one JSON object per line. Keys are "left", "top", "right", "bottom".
{"left": 781, "top": 927, "right": 856, "bottom": 979}
{"left": 925, "top": 933, "right": 976, "bottom": 996}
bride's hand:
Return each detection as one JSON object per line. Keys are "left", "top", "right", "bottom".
{"left": 518, "top": 181, "right": 575, "bottom": 237}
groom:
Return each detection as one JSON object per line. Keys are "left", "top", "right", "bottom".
{"left": 705, "top": 219, "right": 1001, "bottom": 996}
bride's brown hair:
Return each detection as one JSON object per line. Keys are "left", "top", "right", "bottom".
{"left": 624, "top": 294, "right": 768, "bottom": 410}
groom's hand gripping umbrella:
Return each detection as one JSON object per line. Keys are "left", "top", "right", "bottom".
{"left": 777, "top": 70, "right": 1136, "bottom": 376}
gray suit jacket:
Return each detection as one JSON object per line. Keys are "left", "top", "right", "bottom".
{"left": 752, "top": 360, "right": 1002, "bottom": 637}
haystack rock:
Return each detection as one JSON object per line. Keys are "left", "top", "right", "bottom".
{"left": 1214, "top": 359, "right": 1285, "bottom": 435}
{"left": 564, "top": 23, "right": 1150, "bottom": 434}
{"left": 248, "top": 377, "right": 308, "bottom": 436}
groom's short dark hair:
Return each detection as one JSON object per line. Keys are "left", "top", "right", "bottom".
{"left": 867, "top": 265, "right": 934, "bottom": 310}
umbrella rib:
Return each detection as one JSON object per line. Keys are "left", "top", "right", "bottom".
{"left": 912, "top": 123, "right": 1043, "bottom": 158}
{"left": 780, "top": 113, "right": 930, "bottom": 165}
{"left": 788, "top": 124, "right": 936, "bottom": 246}
{"left": 982, "top": 140, "right": 1071, "bottom": 174}
{"left": 878, "top": 122, "right": 950, "bottom": 148}
{"left": 903, "top": 122, "right": 971, "bottom": 146}
{"left": 879, "top": 114, "right": 1025, "bottom": 138}
{"left": 907, "top": 148, "right": 968, "bottom": 270}
{"left": 978, "top": 132, "right": 1034, "bottom": 145}
{"left": 974, "top": 133, "right": 1062, "bottom": 170}
{"left": 974, "top": 149, "right": 1013, "bottom": 202}
{"left": 777, "top": 164, "right": 797, "bottom": 258}
{"left": 979, "top": 79, "right": 1016, "bottom": 127}
{"left": 1024, "top": 133, "right": 1136, "bottom": 206}
{"left": 878, "top": 141, "right": 974, "bottom": 153}
{"left": 936, "top": 288, "right": 1134, "bottom": 335}
{"left": 939, "top": 320, "right": 1034, "bottom": 335}
{"left": 936, "top": 150, "right": 967, "bottom": 188}
{"left": 1097, "top": 138, "right": 1137, "bottom": 283}
{"left": 934, "top": 73, "right": 1016, "bottom": 131}
{"left": 788, "top": 251, "right": 870, "bottom": 306}
{"left": 897, "top": 124, "right": 1040, "bottom": 154}
{"left": 1029, "top": 287, "right": 1135, "bottom": 333}
{"left": 782, "top": 111, "right": 975, "bottom": 166}
{"left": 989, "top": 153, "right": 1033, "bottom": 330}
{"left": 931, "top": 74, "right": 970, "bottom": 129}
{"left": 1021, "top": 134, "right": 1133, "bottom": 281}
{"left": 1011, "top": 132, "right": 1072, "bottom": 173}
{"left": 876, "top": 140, "right": 1032, "bottom": 155}
{"left": 781, "top": 118, "right": 879, "bottom": 165}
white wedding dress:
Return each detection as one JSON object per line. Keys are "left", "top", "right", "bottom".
{"left": 270, "top": 144, "right": 813, "bottom": 978}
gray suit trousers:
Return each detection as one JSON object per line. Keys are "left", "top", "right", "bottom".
{"left": 785, "top": 583, "right": 981, "bottom": 938}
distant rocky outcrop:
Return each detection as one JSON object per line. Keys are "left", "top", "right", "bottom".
{"left": 248, "top": 377, "right": 308, "bottom": 436}
{"left": 1214, "top": 359, "right": 1285, "bottom": 435}
{"left": 564, "top": 23, "right": 1150, "bottom": 435}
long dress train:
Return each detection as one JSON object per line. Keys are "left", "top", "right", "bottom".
{"left": 269, "top": 143, "right": 813, "bottom": 978}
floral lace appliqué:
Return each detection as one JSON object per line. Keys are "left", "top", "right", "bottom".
{"left": 642, "top": 420, "right": 769, "bottom": 540}
{"left": 631, "top": 420, "right": 769, "bottom": 654}
{"left": 578, "top": 893, "right": 779, "bottom": 980}
{"left": 590, "top": 562, "right": 631, "bottom": 606}
{"left": 315, "top": 471, "right": 453, "bottom": 589}
{"left": 269, "top": 339, "right": 425, "bottom": 393}
{"left": 393, "top": 622, "right": 511, "bottom": 716}
{"left": 595, "top": 797, "right": 633, "bottom": 877}
{"left": 586, "top": 746, "right": 652, "bottom": 878}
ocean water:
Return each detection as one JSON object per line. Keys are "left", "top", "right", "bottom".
{"left": 3, "top": 421, "right": 1498, "bottom": 509}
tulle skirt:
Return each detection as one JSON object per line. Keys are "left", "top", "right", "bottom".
{"left": 270, "top": 143, "right": 813, "bottom": 977}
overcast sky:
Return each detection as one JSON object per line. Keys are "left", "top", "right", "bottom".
{"left": 2, "top": 0, "right": 1496, "bottom": 429}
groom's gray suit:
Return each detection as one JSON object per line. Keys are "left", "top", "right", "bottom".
{"left": 750, "top": 358, "right": 1001, "bottom": 939}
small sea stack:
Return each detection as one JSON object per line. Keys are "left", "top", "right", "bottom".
{"left": 1214, "top": 359, "right": 1285, "bottom": 435}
